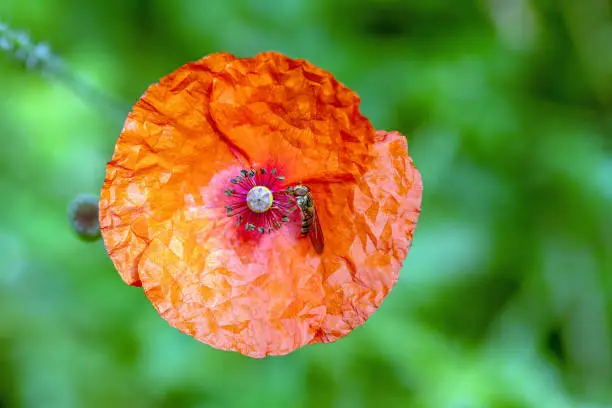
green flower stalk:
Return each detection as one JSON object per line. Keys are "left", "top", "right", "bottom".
{"left": 0, "top": 20, "right": 61, "bottom": 73}
{"left": 0, "top": 20, "right": 129, "bottom": 122}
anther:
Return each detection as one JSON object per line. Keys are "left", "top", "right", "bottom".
{"left": 260, "top": 168, "right": 267, "bottom": 175}
{"left": 240, "top": 169, "right": 248, "bottom": 177}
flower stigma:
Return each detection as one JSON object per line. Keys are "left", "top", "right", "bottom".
{"left": 246, "top": 186, "right": 273, "bottom": 213}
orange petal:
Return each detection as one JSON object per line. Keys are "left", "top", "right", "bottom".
{"left": 137, "top": 165, "right": 327, "bottom": 357}
{"left": 208, "top": 52, "right": 374, "bottom": 183}
{"left": 309, "top": 130, "right": 422, "bottom": 343}
{"left": 99, "top": 53, "right": 237, "bottom": 285}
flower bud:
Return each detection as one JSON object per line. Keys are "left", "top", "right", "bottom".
{"left": 68, "top": 194, "right": 101, "bottom": 242}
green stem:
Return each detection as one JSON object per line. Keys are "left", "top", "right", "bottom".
{"left": 0, "top": 20, "right": 129, "bottom": 124}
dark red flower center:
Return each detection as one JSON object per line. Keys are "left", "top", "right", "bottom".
{"left": 224, "top": 168, "right": 295, "bottom": 234}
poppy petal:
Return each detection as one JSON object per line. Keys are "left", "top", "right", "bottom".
{"left": 208, "top": 52, "right": 373, "bottom": 184}
{"left": 137, "top": 169, "right": 328, "bottom": 357}
{"left": 308, "top": 130, "right": 422, "bottom": 343}
{"left": 100, "top": 53, "right": 238, "bottom": 286}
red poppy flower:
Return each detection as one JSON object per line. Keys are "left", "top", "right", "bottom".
{"left": 99, "top": 52, "right": 422, "bottom": 358}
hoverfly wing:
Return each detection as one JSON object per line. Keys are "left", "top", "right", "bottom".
{"left": 309, "top": 208, "right": 325, "bottom": 254}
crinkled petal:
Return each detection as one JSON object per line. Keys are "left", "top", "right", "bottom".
{"left": 136, "top": 131, "right": 421, "bottom": 357}
{"left": 208, "top": 52, "right": 374, "bottom": 183}
{"left": 99, "top": 53, "right": 237, "bottom": 285}
{"left": 309, "top": 130, "right": 422, "bottom": 343}
{"left": 137, "top": 165, "right": 327, "bottom": 357}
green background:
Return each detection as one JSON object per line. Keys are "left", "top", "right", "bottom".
{"left": 1, "top": 0, "right": 611, "bottom": 407}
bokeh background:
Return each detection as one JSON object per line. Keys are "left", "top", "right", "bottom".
{"left": 1, "top": 0, "right": 611, "bottom": 407}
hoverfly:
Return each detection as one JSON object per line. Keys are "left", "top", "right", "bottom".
{"left": 289, "top": 184, "right": 324, "bottom": 254}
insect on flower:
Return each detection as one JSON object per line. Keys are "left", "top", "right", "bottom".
{"left": 288, "top": 184, "right": 324, "bottom": 254}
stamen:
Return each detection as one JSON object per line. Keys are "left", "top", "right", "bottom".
{"left": 224, "top": 167, "right": 295, "bottom": 235}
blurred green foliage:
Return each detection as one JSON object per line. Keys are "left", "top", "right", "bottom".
{"left": 1, "top": 0, "right": 611, "bottom": 407}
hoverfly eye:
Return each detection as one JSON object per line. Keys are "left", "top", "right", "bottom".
{"left": 293, "top": 186, "right": 308, "bottom": 196}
